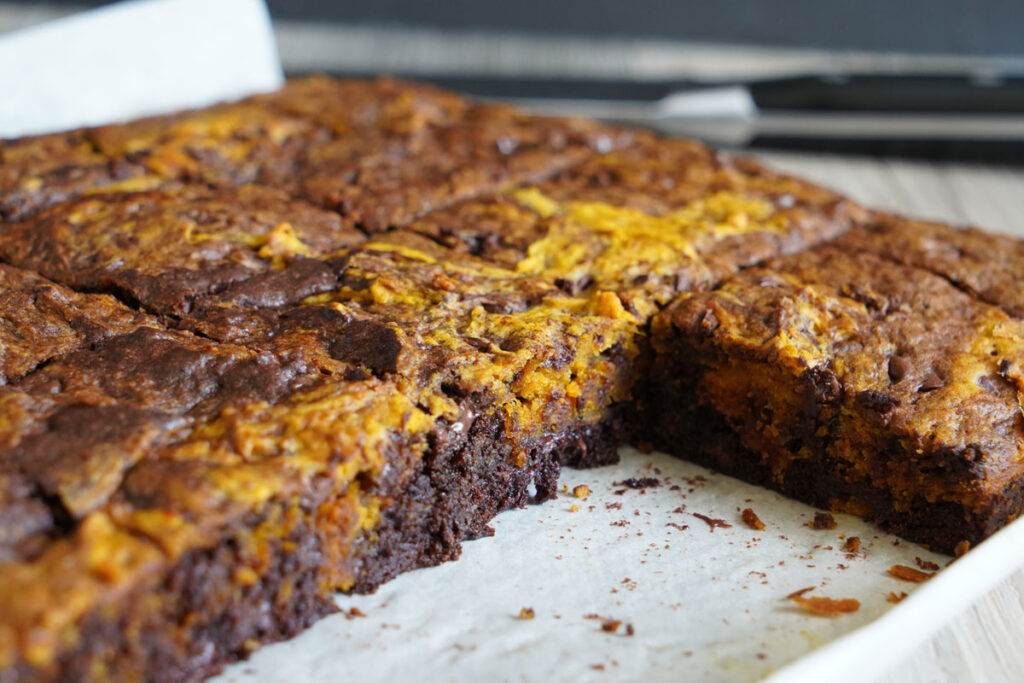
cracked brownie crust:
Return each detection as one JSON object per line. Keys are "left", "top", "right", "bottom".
{"left": 1, "top": 76, "right": 1022, "bottom": 682}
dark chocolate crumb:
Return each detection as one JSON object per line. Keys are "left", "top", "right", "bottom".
{"left": 614, "top": 477, "right": 660, "bottom": 489}
{"left": 693, "top": 513, "right": 732, "bottom": 532}
{"left": 810, "top": 512, "right": 837, "bottom": 530}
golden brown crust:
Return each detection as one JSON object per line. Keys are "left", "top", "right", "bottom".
{"left": 0, "top": 184, "right": 364, "bottom": 314}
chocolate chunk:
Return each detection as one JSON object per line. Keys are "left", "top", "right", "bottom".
{"left": 808, "top": 366, "right": 842, "bottom": 404}
{"left": 917, "top": 371, "right": 945, "bottom": 393}
{"left": 887, "top": 356, "right": 908, "bottom": 382}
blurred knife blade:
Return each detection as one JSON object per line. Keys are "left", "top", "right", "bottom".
{"left": 481, "top": 75, "right": 1024, "bottom": 147}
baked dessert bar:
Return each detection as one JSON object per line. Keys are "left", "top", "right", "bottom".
{"left": 1, "top": 76, "right": 1022, "bottom": 681}
{"left": 649, "top": 242, "right": 1024, "bottom": 551}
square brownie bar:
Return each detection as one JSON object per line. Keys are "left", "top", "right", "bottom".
{"left": 649, "top": 244, "right": 1024, "bottom": 552}
{"left": 0, "top": 184, "right": 364, "bottom": 315}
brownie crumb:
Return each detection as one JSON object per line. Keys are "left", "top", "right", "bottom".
{"left": 625, "top": 623, "right": 635, "bottom": 636}
{"left": 786, "top": 586, "right": 816, "bottom": 599}
{"left": 518, "top": 607, "right": 536, "bottom": 620}
{"left": 693, "top": 513, "right": 732, "bottom": 532}
{"left": 954, "top": 540, "right": 971, "bottom": 557}
{"left": 915, "top": 557, "right": 940, "bottom": 571}
{"left": 886, "top": 592, "right": 908, "bottom": 604}
{"left": 888, "top": 565, "right": 934, "bottom": 583}
{"left": 809, "top": 512, "right": 837, "bottom": 530}
{"left": 614, "top": 477, "right": 660, "bottom": 489}
{"left": 572, "top": 484, "right": 591, "bottom": 499}
{"left": 842, "top": 536, "right": 861, "bottom": 554}
{"left": 601, "top": 619, "right": 622, "bottom": 633}
{"left": 590, "top": 664, "right": 605, "bottom": 671}
{"left": 343, "top": 607, "right": 366, "bottom": 619}
{"left": 741, "top": 508, "right": 765, "bottom": 530}
{"left": 636, "top": 441, "right": 654, "bottom": 454}
{"left": 789, "top": 592, "right": 861, "bottom": 617}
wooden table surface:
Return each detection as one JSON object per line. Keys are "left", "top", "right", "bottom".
{"left": 757, "top": 152, "right": 1024, "bottom": 683}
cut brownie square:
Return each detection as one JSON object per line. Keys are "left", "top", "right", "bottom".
{"left": 88, "top": 91, "right": 328, "bottom": 188}
{"left": 0, "top": 184, "right": 364, "bottom": 315}
{"left": 836, "top": 214, "right": 1024, "bottom": 318}
{"left": 407, "top": 137, "right": 867, "bottom": 318}
{"left": 185, "top": 232, "right": 642, "bottom": 469}
{"left": 0, "top": 263, "right": 153, "bottom": 383}
{"left": 649, "top": 244, "right": 1024, "bottom": 552}
{"left": 0, "top": 370, "right": 435, "bottom": 681}
{"left": 0, "top": 131, "right": 145, "bottom": 222}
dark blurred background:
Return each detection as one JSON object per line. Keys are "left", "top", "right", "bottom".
{"left": 3, "top": 0, "right": 1024, "bottom": 55}
{"left": 3, "top": 0, "right": 1023, "bottom": 162}
{"left": 265, "top": 0, "right": 1024, "bottom": 56}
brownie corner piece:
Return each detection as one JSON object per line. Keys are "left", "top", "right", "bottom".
{"left": 648, "top": 243, "right": 1024, "bottom": 552}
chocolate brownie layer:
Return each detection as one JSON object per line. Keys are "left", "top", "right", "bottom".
{"left": 0, "top": 184, "right": 364, "bottom": 315}
{"left": 650, "top": 245, "right": 1024, "bottom": 552}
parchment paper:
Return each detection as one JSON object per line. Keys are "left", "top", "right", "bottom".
{"left": 213, "top": 448, "right": 966, "bottom": 682}
{"left": 0, "top": 0, "right": 282, "bottom": 137}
